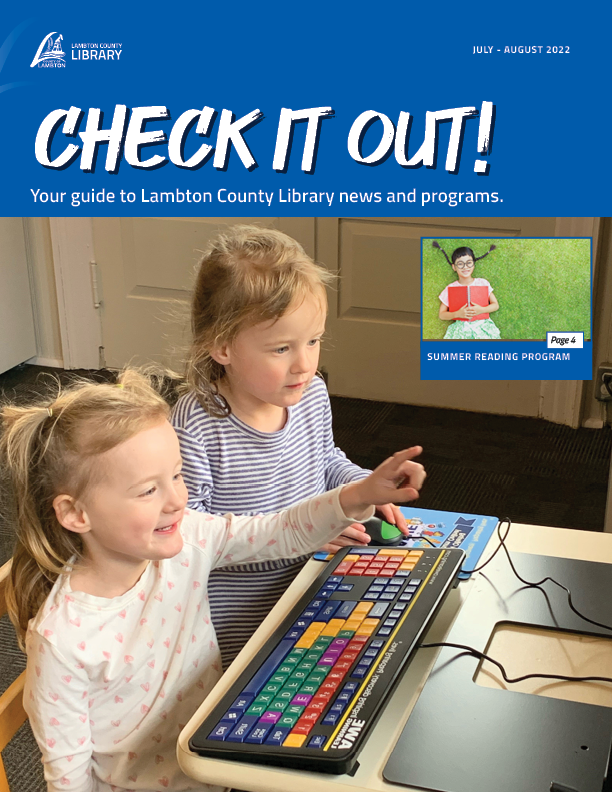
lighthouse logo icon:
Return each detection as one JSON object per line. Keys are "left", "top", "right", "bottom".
{"left": 31, "top": 32, "right": 66, "bottom": 67}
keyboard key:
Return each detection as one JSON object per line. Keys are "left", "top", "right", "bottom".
{"left": 231, "top": 695, "right": 253, "bottom": 711}
{"left": 226, "top": 715, "right": 259, "bottom": 742}
{"left": 283, "top": 733, "right": 307, "bottom": 748}
{"left": 338, "top": 584, "right": 354, "bottom": 592}
{"left": 369, "top": 602, "right": 389, "bottom": 618}
{"left": 241, "top": 639, "right": 295, "bottom": 696}
{"left": 307, "top": 734, "right": 327, "bottom": 749}
{"left": 265, "top": 726, "right": 291, "bottom": 746}
{"left": 259, "top": 710, "right": 282, "bottom": 724}
{"left": 208, "top": 722, "right": 232, "bottom": 741}
{"left": 322, "top": 711, "right": 340, "bottom": 725}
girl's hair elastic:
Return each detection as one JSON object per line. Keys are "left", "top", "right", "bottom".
{"left": 432, "top": 240, "right": 497, "bottom": 265}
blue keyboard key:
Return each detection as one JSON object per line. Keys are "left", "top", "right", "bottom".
{"left": 241, "top": 639, "right": 295, "bottom": 696}
{"left": 309, "top": 599, "right": 325, "bottom": 610}
{"left": 265, "top": 726, "right": 291, "bottom": 746}
{"left": 358, "top": 657, "right": 373, "bottom": 668}
{"left": 318, "top": 589, "right": 333, "bottom": 599}
{"left": 375, "top": 578, "right": 390, "bottom": 585}
{"left": 364, "top": 592, "right": 379, "bottom": 600}
{"left": 411, "top": 579, "right": 423, "bottom": 586}
{"left": 330, "top": 701, "right": 346, "bottom": 714}
{"left": 322, "top": 711, "right": 340, "bottom": 725}
{"left": 380, "top": 593, "right": 395, "bottom": 601}
{"left": 386, "top": 586, "right": 401, "bottom": 595}
{"left": 230, "top": 694, "right": 253, "bottom": 710}
{"left": 319, "top": 601, "right": 342, "bottom": 621}
{"left": 226, "top": 715, "right": 259, "bottom": 742}
{"left": 221, "top": 708, "right": 243, "bottom": 723}
{"left": 383, "top": 619, "right": 398, "bottom": 628}
{"left": 342, "top": 681, "right": 359, "bottom": 693}
{"left": 351, "top": 666, "right": 368, "bottom": 678}
{"left": 294, "top": 618, "right": 311, "bottom": 630}
{"left": 336, "top": 691, "right": 352, "bottom": 703}
{"left": 308, "top": 734, "right": 327, "bottom": 749}
{"left": 327, "top": 576, "right": 343, "bottom": 583}
{"left": 369, "top": 602, "right": 389, "bottom": 618}
{"left": 284, "top": 628, "right": 303, "bottom": 641}
{"left": 245, "top": 723, "right": 273, "bottom": 744}
{"left": 368, "top": 586, "right": 385, "bottom": 593}
{"left": 370, "top": 639, "right": 385, "bottom": 649}
{"left": 336, "top": 601, "right": 357, "bottom": 619}
{"left": 302, "top": 608, "right": 320, "bottom": 620}
{"left": 364, "top": 647, "right": 380, "bottom": 658}
{"left": 395, "top": 569, "right": 410, "bottom": 577}
{"left": 338, "top": 584, "right": 354, "bottom": 592}
{"left": 378, "top": 627, "right": 392, "bottom": 636}
{"left": 400, "top": 593, "right": 413, "bottom": 602}
{"left": 208, "top": 722, "right": 232, "bottom": 741}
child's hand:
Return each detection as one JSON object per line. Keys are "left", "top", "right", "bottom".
{"left": 376, "top": 503, "right": 409, "bottom": 535}
{"left": 339, "top": 447, "right": 425, "bottom": 521}
{"left": 469, "top": 303, "right": 488, "bottom": 315}
{"left": 320, "top": 523, "right": 370, "bottom": 554}
{"left": 455, "top": 303, "right": 470, "bottom": 319}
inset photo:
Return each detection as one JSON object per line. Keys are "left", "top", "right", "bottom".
{"left": 422, "top": 237, "right": 591, "bottom": 342}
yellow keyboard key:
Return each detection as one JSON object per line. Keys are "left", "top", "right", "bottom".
{"left": 343, "top": 618, "right": 364, "bottom": 632}
{"left": 378, "top": 548, "right": 409, "bottom": 556}
{"left": 321, "top": 619, "right": 345, "bottom": 637}
{"left": 283, "top": 733, "right": 307, "bottom": 748}
{"left": 408, "top": 550, "right": 423, "bottom": 558}
{"left": 352, "top": 601, "right": 373, "bottom": 616}
{"left": 356, "top": 618, "right": 379, "bottom": 636}
{"left": 344, "top": 555, "right": 360, "bottom": 562}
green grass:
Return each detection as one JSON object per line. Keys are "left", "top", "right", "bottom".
{"left": 422, "top": 238, "right": 591, "bottom": 340}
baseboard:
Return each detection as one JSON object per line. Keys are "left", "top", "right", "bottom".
{"left": 26, "top": 356, "right": 64, "bottom": 368}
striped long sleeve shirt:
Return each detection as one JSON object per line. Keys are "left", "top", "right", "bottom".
{"left": 171, "top": 375, "right": 369, "bottom": 666}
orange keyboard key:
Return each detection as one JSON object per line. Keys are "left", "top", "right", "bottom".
{"left": 352, "top": 601, "right": 373, "bottom": 616}
{"left": 378, "top": 548, "right": 409, "bottom": 556}
{"left": 321, "top": 619, "right": 345, "bottom": 637}
{"left": 356, "top": 618, "right": 379, "bottom": 636}
{"left": 283, "top": 733, "right": 307, "bottom": 748}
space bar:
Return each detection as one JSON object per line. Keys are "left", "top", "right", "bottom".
{"left": 241, "top": 638, "right": 295, "bottom": 696}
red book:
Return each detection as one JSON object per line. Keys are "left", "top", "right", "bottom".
{"left": 447, "top": 284, "right": 490, "bottom": 321}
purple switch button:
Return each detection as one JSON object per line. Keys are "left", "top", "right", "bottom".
{"left": 259, "top": 710, "right": 282, "bottom": 724}
{"left": 329, "top": 638, "right": 349, "bottom": 652}
{"left": 291, "top": 694, "right": 313, "bottom": 707}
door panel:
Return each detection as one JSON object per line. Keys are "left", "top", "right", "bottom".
{"left": 317, "top": 217, "right": 557, "bottom": 416}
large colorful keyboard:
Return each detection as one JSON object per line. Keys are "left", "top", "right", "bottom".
{"left": 190, "top": 545, "right": 465, "bottom": 774}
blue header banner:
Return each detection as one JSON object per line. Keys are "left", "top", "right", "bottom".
{"left": 1, "top": 1, "right": 610, "bottom": 217}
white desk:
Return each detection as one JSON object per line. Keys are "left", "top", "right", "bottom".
{"left": 178, "top": 524, "right": 612, "bottom": 792}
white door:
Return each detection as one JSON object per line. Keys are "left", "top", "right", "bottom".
{"left": 92, "top": 218, "right": 314, "bottom": 370}
{"left": 317, "top": 217, "right": 557, "bottom": 416}
{"left": 0, "top": 218, "right": 36, "bottom": 374}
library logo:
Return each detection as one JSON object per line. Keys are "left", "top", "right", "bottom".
{"left": 31, "top": 32, "right": 66, "bottom": 68}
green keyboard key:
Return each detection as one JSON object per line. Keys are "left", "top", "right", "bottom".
{"left": 253, "top": 692, "right": 274, "bottom": 705}
{"left": 297, "top": 659, "right": 316, "bottom": 672}
{"left": 282, "top": 679, "right": 302, "bottom": 693}
{"left": 270, "top": 671, "right": 289, "bottom": 685}
{"left": 308, "top": 667, "right": 330, "bottom": 684}
{"left": 300, "top": 681, "right": 319, "bottom": 695}
{"left": 262, "top": 682, "right": 281, "bottom": 695}
{"left": 279, "top": 712, "right": 300, "bottom": 728}
{"left": 276, "top": 689, "right": 294, "bottom": 702}
{"left": 337, "top": 630, "right": 354, "bottom": 640}
{"left": 277, "top": 664, "right": 294, "bottom": 675}
{"left": 269, "top": 698, "right": 289, "bottom": 712}
{"left": 246, "top": 702, "right": 267, "bottom": 716}
{"left": 286, "top": 705, "right": 305, "bottom": 717}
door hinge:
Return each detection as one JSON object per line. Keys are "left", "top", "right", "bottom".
{"left": 90, "top": 260, "right": 102, "bottom": 309}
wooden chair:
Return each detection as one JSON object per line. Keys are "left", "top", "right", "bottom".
{"left": 0, "top": 561, "right": 27, "bottom": 792}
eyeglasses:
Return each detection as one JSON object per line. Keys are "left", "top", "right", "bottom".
{"left": 454, "top": 261, "right": 474, "bottom": 270}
